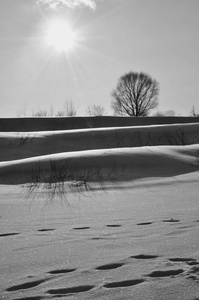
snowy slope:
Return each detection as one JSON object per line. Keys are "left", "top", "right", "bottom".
{"left": 0, "top": 118, "right": 199, "bottom": 300}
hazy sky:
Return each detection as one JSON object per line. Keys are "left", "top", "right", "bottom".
{"left": 0, "top": 0, "right": 199, "bottom": 117}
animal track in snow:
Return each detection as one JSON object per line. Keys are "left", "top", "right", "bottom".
{"left": 12, "top": 296, "right": 44, "bottom": 300}
{"left": 47, "top": 285, "right": 95, "bottom": 295}
{"left": 106, "top": 224, "right": 122, "bottom": 228}
{"left": 187, "top": 265, "right": 199, "bottom": 275}
{"left": 131, "top": 254, "right": 159, "bottom": 259}
{"left": 162, "top": 218, "right": 180, "bottom": 223}
{"left": 147, "top": 269, "right": 184, "bottom": 277}
{"left": 103, "top": 278, "right": 145, "bottom": 288}
{"left": 95, "top": 262, "right": 124, "bottom": 270}
{"left": 48, "top": 268, "right": 76, "bottom": 274}
{"left": 168, "top": 257, "right": 197, "bottom": 263}
{"left": 6, "top": 279, "right": 46, "bottom": 292}
{"left": 38, "top": 228, "right": 55, "bottom": 232}
{"left": 73, "top": 226, "right": 90, "bottom": 230}
{"left": 0, "top": 232, "right": 20, "bottom": 237}
{"left": 136, "top": 222, "right": 153, "bottom": 226}
{"left": 185, "top": 265, "right": 199, "bottom": 282}
{"left": 187, "top": 261, "right": 199, "bottom": 266}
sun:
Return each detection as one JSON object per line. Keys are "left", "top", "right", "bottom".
{"left": 46, "top": 20, "right": 77, "bottom": 52}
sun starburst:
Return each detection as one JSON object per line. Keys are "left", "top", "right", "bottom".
{"left": 45, "top": 20, "right": 77, "bottom": 52}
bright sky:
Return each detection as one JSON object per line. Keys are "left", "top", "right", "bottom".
{"left": 0, "top": 0, "right": 199, "bottom": 117}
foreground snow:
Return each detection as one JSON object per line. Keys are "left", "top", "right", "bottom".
{"left": 0, "top": 120, "right": 199, "bottom": 299}
{"left": 1, "top": 173, "right": 199, "bottom": 300}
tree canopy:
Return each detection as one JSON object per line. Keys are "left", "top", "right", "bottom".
{"left": 112, "top": 72, "right": 159, "bottom": 116}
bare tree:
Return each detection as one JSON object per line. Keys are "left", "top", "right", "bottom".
{"left": 64, "top": 100, "right": 76, "bottom": 116}
{"left": 190, "top": 105, "right": 199, "bottom": 117}
{"left": 111, "top": 72, "right": 159, "bottom": 116}
{"left": 56, "top": 100, "right": 77, "bottom": 117}
{"left": 17, "top": 103, "right": 27, "bottom": 117}
{"left": 86, "top": 105, "right": 106, "bottom": 116}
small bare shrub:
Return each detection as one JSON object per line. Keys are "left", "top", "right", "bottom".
{"left": 56, "top": 100, "right": 76, "bottom": 117}
{"left": 25, "top": 159, "right": 121, "bottom": 200}
{"left": 190, "top": 105, "right": 199, "bottom": 117}
{"left": 86, "top": 105, "right": 106, "bottom": 116}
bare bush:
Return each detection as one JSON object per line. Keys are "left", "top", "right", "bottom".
{"left": 17, "top": 101, "right": 77, "bottom": 117}
{"left": 31, "top": 106, "right": 54, "bottom": 117}
{"left": 56, "top": 100, "right": 76, "bottom": 117}
{"left": 86, "top": 105, "right": 106, "bottom": 116}
{"left": 153, "top": 111, "right": 165, "bottom": 117}
{"left": 32, "top": 110, "right": 49, "bottom": 117}
{"left": 190, "top": 105, "right": 199, "bottom": 117}
{"left": 25, "top": 159, "right": 122, "bottom": 199}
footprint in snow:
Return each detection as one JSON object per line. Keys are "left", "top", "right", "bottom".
{"left": 106, "top": 224, "right": 122, "bottom": 228}
{"left": 48, "top": 268, "right": 76, "bottom": 275}
{"left": 103, "top": 278, "right": 145, "bottom": 289}
{"left": 73, "top": 227, "right": 90, "bottom": 230}
{"left": 95, "top": 262, "right": 124, "bottom": 270}
{"left": 6, "top": 279, "right": 47, "bottom": 292}
{"left": 0, "top": 232, "right": 20, "bottom": 237}
{"left": 11, "top": 296, "right": 44, "bottom": 300}
{"left": 47, "top": 285, "right": 94, "bottom": 295}
{"left": 168, "top": 257, "right": 197, "bottom": 263}
{"left": 162, "top": 218, "right": 180, "bottom": 223}
{"left": 38, "top": 228, "right": 55, "bottom": 232}
{"left": 147, "top": 269, "right": 184, "bottom": 277}
{"left": 136, "top": 222, "right": 153, "bottom": 226}
{"left": 131, "top": 254, "right": 159, "bottom": 259}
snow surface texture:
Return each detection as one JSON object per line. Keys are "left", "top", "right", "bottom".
{"left": 0, "top": 118, "right": 199, "bottom": 299}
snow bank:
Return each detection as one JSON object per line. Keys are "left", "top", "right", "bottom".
{"left": 0, "top": 122, "right": 199, "bottom": 161}
{"left": 0, "top": 145, "right": 198, "bottom": 185}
